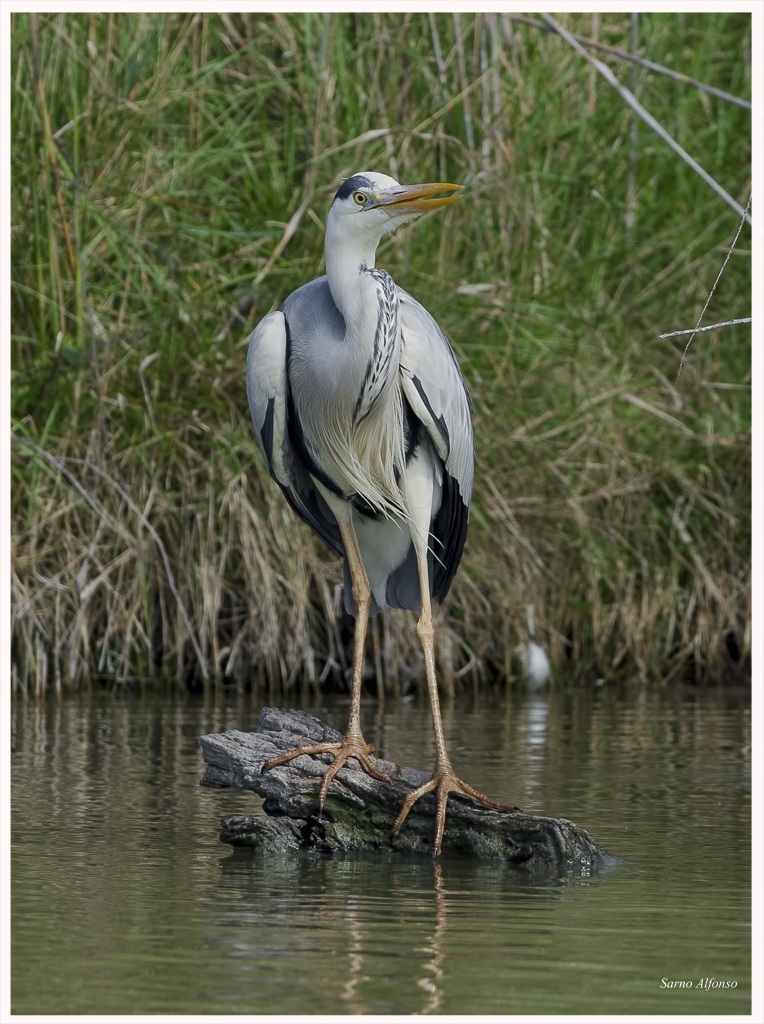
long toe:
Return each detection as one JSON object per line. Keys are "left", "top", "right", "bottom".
{"left": 451, "top": 778, "right": 521, "bottom": 815}
{"left": 263, "top": 741, "right": 344, "bottom": 772}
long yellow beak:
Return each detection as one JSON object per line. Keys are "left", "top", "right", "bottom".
{"left": 377, "top": 181, "right": 464, "bottom": 214}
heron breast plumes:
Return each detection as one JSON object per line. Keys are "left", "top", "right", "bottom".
{"left": 289, "top": 266, "right": 411, "bottom": 521}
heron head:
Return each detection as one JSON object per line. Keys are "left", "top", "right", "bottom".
{"left": 329, "top": 171, "right": 463, "bottom": 243}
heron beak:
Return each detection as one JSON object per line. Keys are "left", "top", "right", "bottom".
{"left": 376, "top": 182, "right": 464, "bottom": 215}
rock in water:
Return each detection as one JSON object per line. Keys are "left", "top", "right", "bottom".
{"left": 199, "top": 706, "right": 618, "bottom": 872}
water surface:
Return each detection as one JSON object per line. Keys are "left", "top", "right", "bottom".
{"left": 11, "top": 686, "right": 750, "bottom": 1014}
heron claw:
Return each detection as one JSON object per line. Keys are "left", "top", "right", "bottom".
{"left": 262, "top": 737, "right": 391, "bottom": 808}
{"left": 392, "top": 771, "right": 521, "bottom": 858}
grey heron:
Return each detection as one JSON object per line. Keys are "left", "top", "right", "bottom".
{"left": 246, "top": 171, "right": 519, "bottom": 856}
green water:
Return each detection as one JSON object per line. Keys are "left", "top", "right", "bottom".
{"left": 11, "top": 687, "right": 750, "bottom": 1015}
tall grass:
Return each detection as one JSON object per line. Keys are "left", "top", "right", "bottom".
{"left": 10, "top": 12, "right": 751, "bottom": 695}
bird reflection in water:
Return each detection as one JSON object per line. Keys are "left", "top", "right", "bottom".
{"left": 336, "top": 861, "right": 449, "bottom": 1015}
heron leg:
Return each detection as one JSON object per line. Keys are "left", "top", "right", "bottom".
{"left": 392, "top": 539, "right": 520, "bottom": 857}
{"left": 262, "top": 516, "right": 390, "bottom": 808}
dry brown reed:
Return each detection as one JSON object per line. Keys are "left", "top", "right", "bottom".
{"left": 10, "top": 12, "right": 751, "bottom": 694}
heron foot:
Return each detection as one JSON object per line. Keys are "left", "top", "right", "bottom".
{"left": 262, "top": 737, "right": 391, "bottom": 811}
{"left": 392, "top": 769, "right": 521, "bottom": 858}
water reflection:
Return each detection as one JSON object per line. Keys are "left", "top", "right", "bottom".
{"left": 522, "top": 695, "right": 549, "bottom": 796}
{"left": 210, "top": 845, "right": 594, "bottom": 1016}
{"left": 11, "top": 687, "right": 751, "bottom": 1015}
{"left": 419, "top": 863, "right": 447, "bottom": 1014}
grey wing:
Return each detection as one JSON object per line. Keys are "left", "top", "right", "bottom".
{"left": 245, "top": 311, "right": 342, "bottom": 555}
{"left": 398, "top": 288, "right": 475, "bottom": 601}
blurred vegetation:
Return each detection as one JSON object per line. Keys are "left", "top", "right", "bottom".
{"left": 10, "top": 11, "right": 751, "bottom": 695}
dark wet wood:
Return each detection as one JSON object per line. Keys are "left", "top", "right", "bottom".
{"left": 199, "top": 706, "right": 617, "bottom": 872}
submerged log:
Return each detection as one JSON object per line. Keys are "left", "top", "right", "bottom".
{"left": 200, "top": 706, "right": 617, "bottom": 872}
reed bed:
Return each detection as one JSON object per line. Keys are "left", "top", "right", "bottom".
{"left": 10, "top": 11, "right": 751, "bottom": 695}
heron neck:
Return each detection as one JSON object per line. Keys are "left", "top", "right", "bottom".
{"left": 324, "top": 221, "right": 381, "bottom": 337}
{"left": 323, "top": 218, "right": 402, "bottom": 431}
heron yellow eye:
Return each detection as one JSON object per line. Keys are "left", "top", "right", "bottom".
{"left": 353, "top": 191, "right": 367, "bottom": 205}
